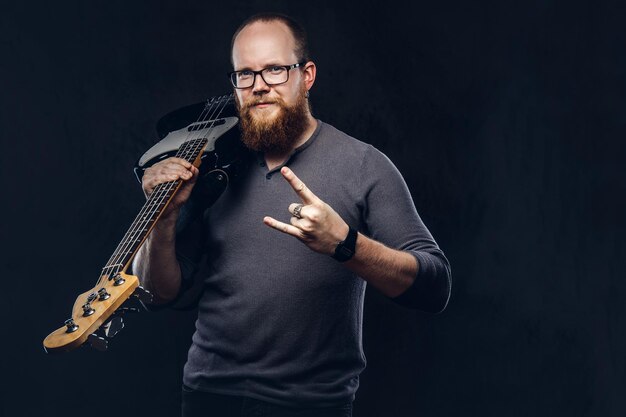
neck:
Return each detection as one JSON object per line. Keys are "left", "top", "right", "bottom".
{"left": 265, "top": 114, "right": 317, "bottom": 170}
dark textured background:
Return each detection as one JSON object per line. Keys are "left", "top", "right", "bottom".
{"left": 1, "top": 1, "right": 625, "bottom": 416}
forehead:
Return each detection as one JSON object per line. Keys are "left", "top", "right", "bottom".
{"left": 232, "top": 21, "right": 298, "bottom": 69}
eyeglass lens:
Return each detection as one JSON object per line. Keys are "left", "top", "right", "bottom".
{"left": 232, "top": 67, "right": 289, "bottom": 88}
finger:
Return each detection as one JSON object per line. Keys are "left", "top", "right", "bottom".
{"left": 181, "top": 166, "right": 199, "bottom": 186}
{"left": 288, "top": 203, "right": 305, "bottom": 218}
{"left": 162, "top": 166, "right": 194, "bottom": 180}
{"left": 153, "top": 158, "right": 194, "bottom": 176}
{"left": 166, "top": 157, "right": 193, "bottom": 169}
{"left": 263, "top": 216, "right": 302, "bottom": 238}
{"left": 144, "top": 172, "right": 190, "bottom": 197}
{"left": 157, "top": 162, "right": 197, "bottom": 180}
{"left": 151, "top": 159, "right": 191, "bottom": 174}
{"left": 143, "top": 161, "right": 198, "bottom": 196}
{"left": 157, "top": 172, "right": 189, "bottom": 183}
{"left": 280, "top": 167, "right": 318, "bottom": 204}
{"left": 290, "top": 216, "right": 314, "bottom": 233}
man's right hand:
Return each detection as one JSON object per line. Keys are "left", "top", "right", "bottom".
{"left": 142, "top": 157, "right": 199, "bottom": 217}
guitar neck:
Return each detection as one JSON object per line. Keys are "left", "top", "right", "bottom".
{"left": 102, "top": 137, "right": 208, "bottom": 277}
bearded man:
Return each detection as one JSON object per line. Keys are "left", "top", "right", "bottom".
{"left": 134, "top": 12, "right": 451, "bottom": 417}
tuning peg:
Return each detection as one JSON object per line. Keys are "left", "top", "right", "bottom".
{"left": 82, "top": 303, "right": 95, "bottom": 317}
{"left": 103, "top": 317, "right": 124, "bottom": 338}
{"left": 97, "top": 287, "right": 111, "bottom": 301}
{"left": 87, "top": 333, "right": 108, "bottom": 351}
{"left": 64, "top": 318, "right": 79, "bottom": 333}
{"left": 113, "top": 274, "right": 125, "bottom": 286}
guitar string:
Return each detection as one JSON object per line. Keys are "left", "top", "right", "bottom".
{"left": 98, "top": 95, "right": 227, "bottom": 285}
{"left": 111, "top": 95, "right": 232, "bottom": 275}
{"left": 123, "top": 94, "right": 233, "bottom": 265}
{"left": 96, "top": 94, "right": 233, "bottom": 290}
{"left": 96, "top": 96, "right": 222, "bottom": 286}
{"left": 98, "top": 96, "right": 223, "bottom": 283}
{"left": 96, "top": 98, "right": 227, "bottom": 289}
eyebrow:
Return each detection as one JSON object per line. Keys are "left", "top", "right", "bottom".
{"left": 234, "top": 63, "right": 285, "bottom": 71}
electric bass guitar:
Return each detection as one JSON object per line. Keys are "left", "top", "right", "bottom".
{"left": 43, "top": 94, "right": 243, "bottom": 353}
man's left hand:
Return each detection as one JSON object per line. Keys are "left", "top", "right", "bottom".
{"left": 263, "top": 167, "right": 349, "bottom": 255}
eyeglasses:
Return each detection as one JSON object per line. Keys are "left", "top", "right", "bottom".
{"left": 228, "top": 62, "right": 306, "bottom": 89}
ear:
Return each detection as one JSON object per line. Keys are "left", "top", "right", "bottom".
{"left": 303, "top": 61, "right": 316, "bottom": 92}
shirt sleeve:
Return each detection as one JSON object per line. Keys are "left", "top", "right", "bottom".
{"left": 359, "top": 145, "right": 451, "bottom": 313}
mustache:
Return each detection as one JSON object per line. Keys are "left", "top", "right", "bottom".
{"left": 241, "top": 97, "right": 283, "bottom": 109}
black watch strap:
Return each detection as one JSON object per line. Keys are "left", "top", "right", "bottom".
{"left": 332, "top": 226, "right": 358, "bottom": 262}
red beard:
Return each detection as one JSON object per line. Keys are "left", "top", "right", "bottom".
{"left": 236, "top": 89, "right": 310, "bottom": 155}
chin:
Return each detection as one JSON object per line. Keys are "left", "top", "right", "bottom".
{"left": 251, "top": 106, "right": 281, "bottom": 123}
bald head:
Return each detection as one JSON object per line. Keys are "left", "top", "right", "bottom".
{"left": 233, "top": 21, "right": 301, "bottom": 72}
{"left": 230, "top": 13, "right": 310, "bottom": 67}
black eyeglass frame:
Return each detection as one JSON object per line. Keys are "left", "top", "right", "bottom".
{"left": 227, "top": 62, "right": 306, "bottom": 89}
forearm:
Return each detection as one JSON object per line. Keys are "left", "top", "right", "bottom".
{"left": 265, "top": 166, "right": 449, "bottom": 309}
{"left": 344, "top": 233, "right": 418, "bottom": 298}
{"left": 132, "top": 213, "right": 182, "bottom": 304}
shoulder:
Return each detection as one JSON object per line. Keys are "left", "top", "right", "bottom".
{"left": 316, "top": 121, "right": 399, "bottom": 172}
{"left": 314, "top": 121, "right": 390, "bottom": 164}
{"left": 316, "top": 121, "right": 369, "bottom": 151}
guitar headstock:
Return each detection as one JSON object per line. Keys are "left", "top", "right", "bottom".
{"left": 43, "top": 272, "right": 150, "bottom": 353}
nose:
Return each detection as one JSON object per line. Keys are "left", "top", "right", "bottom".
{"left": 252, "top": 72, "right": 270, "bottom": 95}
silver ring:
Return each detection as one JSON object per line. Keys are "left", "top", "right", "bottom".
{"left": 293, "top": 204, "right": 304, "bottom": 219}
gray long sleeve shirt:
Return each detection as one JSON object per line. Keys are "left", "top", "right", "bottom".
{"left": 175, "top": 120, "right": 451, "bottom": 406}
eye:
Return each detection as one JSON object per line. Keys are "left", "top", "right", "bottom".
{"left": 266, "top": 66, "right": 285, "bottom": 75}
{"left": 237, "top": 70, "right": 253, "bottom": 79}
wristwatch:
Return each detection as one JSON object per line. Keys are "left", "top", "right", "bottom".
{"left": 332, "top": 226, "right": 358, "bottom": 262}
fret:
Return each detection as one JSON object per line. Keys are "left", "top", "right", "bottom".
{"left": 99, "top": 95, "right": 234, "bottom": 275}
{"left": 103, "top": 136, "right": 210, "bottom": 272}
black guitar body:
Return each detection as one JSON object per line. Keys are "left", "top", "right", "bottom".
{"left": 134, "top": 95, "right": 248, "bottom": 212}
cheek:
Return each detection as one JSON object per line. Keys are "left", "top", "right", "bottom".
{"left": 277, "top": 83, "right": 302, "bottom": 105}
{"left": 235, "top": 90, "right": 246, "bottom": 105}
